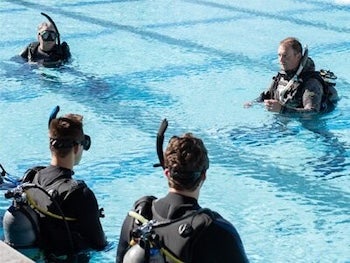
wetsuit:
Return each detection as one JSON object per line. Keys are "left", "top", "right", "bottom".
{"left": 258, "top": 57, "right": 325, "bottom": 114}
{"left": 20, "top": 41, "right": 71, "bottom": 66}
{"left": 32, "top": 165, "right": 107, "bottom": 256}
{"left": 116, "top": 192, "right": 249, "bottom": 263}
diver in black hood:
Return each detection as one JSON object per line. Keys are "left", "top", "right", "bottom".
{"left": 20, "top": 13, "right": 71, "bottom": 67}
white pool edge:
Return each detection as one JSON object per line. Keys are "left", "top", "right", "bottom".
{"left": 0, "top": 241, "right": 35, "bottom": 263}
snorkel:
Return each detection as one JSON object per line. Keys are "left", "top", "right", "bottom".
{"left": 48, "top": 105, "right": 60, "bottom": 128}
{"left": 153, "top": 119, "right": 168, "bottom": 169}
{"left": 41, "top": 12, "right": 60, "bottom": 46}
{"left": 294, "top": 45, "right": 309, "bottom": 78}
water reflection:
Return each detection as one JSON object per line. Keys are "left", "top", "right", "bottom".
{"left": 227, "top": 113, "right": 349, "bottom": 180}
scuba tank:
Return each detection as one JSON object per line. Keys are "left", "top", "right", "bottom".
{"left": 123, "top": 244, "right": 165, "bottom": 263}
{"left": 3, "top": 189, "right": 40, "bottom": 247}
{"left": 123, "top": 212, "right": 165, "bottom": 263}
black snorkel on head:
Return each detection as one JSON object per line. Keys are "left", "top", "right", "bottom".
{"left": 153, "top": 119, "right": 206, "bottom": 188}
{"left": 153, "top": 119, "right": 168, "bottom": 169}
{"left": 40, "top": 12, "right": 61, "bottom": 46}
{"left": 48, "top": 105, "right": 91, "bottom": 151}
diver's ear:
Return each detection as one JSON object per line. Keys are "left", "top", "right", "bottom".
{"left": 164, "top": 168, "right": 171, "bottom": 179}
{"left": 73, "top": 144, "right": 80, "bottom": 154}
{"left": 201, "top": 171, "right": 206, "bottom": 181}
{"left": 296, "top": 52, "right": 302, "bottom": 60}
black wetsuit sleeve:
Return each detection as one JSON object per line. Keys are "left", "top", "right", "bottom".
{"left": 255, "top": 75, "right": 278, "bottom": 103}
{"left": 69, "top": 187, "right": 107, "bottom": 250}
{"left": 19, "top": 45, "right": 30, "bottom": 60}
{"left": 116, "top": 213, "right": 133, "bottom": 263}
{"left": 60, "top": 42, "right": 71, "bottom": 61}
{"left": 192, "top": 217, "right": 249, "bottom": 263}
{"left": 256, "top": 90, "right": 271, "bottom": 102}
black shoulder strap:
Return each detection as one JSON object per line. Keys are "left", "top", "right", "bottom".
{"left": 268, "top": 73, "right": 282, "bottom": 94}
{"left": 151, "top": 206, "right": 214, "bottom": 228}
{"left": 46, "top": 178, "right": 87, "bottom": 202}
{"left": 28, "top": 42, "right": 40, "bottom": 61}
{"left": 258, "top": 73, "right": 281, "bottom": 101}
{"left": 60, "top": 41, "right": 71, "bottom": 60}
{"left": 130, "top": 196, "right": 215, "bottom": 227}
{"left": 21, "top": 166, "right": 46, "bottom": 183}
{"left": 133, "top": 195, "right": 157, "bottom": 221}
{"left": 28, "top": 168, "right": 86, "bottom": 206}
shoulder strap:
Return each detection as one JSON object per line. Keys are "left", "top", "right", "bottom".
{"left": 59, "top": 41, "right": 71, "bottom": 60}
{"left": 45, "top": 178, "right": 86, "bottom": 202}
{"left": 28, "top": 42, "right": 40, "bottom": 61}
{"left": 133, "top": 195, "right": 157, "bottom": 221}
{"left": 269, "top": 73, "right": 282, "bottom": 93}
{"left": 151, "top": 206, "right": 214, "bottom": 229}
{"left": 21, "top": 166, "right": 46, "bottom": 183}
{"left": 258, "top": 73, "right": 281, "bottom": 102}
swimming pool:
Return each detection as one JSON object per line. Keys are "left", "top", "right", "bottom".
{"left": 0, "top": 0, "right": 349, "bottom": 262}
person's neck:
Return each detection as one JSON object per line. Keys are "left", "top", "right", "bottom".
{"left": 39, "top": 44, "right": 55, "bottom": 53}
{"left": 50, "top": 156, "right": 74, "bottom": 170}
{"left": 169, "top": 188, "right": 200, "bottom": 200}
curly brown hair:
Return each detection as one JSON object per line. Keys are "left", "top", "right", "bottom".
{"left": 164, "top": 133, "right": 209, "bottom": 191}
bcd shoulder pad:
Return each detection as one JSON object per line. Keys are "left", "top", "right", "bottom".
{"left": 21, "top": 166, "right": 46, "bottom": 183}
{"left": 132, "top": 195, "right": 157, "bottom": 221}
{"left": 46, "top": 178, "right": 87, "bottom": 204}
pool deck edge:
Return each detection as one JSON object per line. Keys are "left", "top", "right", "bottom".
{"left": 0, "top": 241, "right": 35, "bottom": 263}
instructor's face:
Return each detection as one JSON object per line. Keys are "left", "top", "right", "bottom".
{"left": 38, "top": 26, "right": 56, "bottom": 52}
{"left": 278, "top": 44, "right": 301, "bottom": 72}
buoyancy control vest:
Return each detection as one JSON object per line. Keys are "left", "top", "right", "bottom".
{"left": 263, "top": 68, "right": 338, "bottom": 113}
{"left": 25, "top": 41, "right": 71, "bottom": 65}
{"left": 3, "top": 166, "right": 86, "bottom": 251}
{"left": 123, "top": 196, "right": 217, "bottom": 263}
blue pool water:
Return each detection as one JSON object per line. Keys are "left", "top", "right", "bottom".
{"left": 1, "top": 0, "right": 350, "bottom": 262}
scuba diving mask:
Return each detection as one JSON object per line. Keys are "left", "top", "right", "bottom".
{"left": 77, "top": 135, "right": 91, "bottom": 151}
{"left": 39, "top": 30, "right": 57, "bottom": 42}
